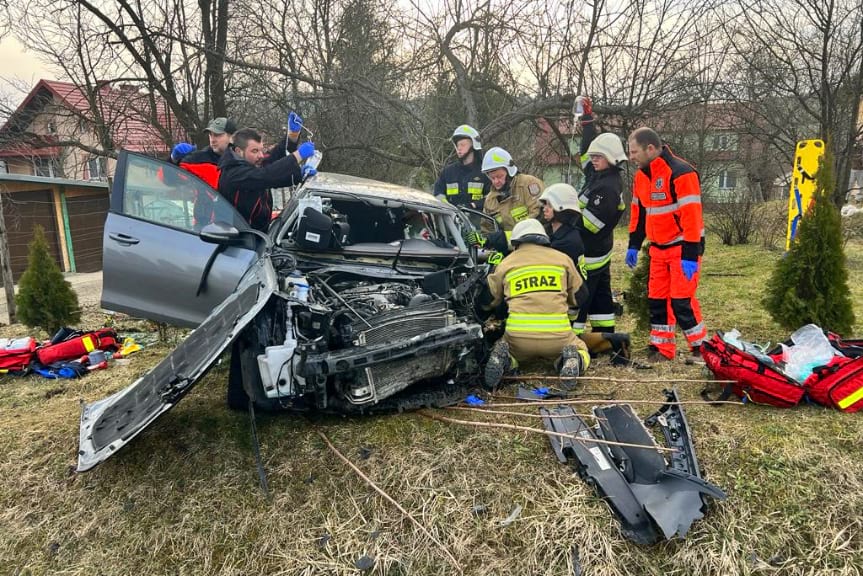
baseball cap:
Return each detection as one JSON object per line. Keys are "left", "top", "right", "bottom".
{"left": 204, "top": 117, "right": 237, "bottom": 135}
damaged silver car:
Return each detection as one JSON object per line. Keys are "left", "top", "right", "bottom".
{"left": 78, "top": 151, "right": 490, "bottom": 471}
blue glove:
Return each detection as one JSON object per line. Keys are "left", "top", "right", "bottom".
{"left": 625, "top": 248, "right": 639, "bottom": 269}
{"left": 297, "top": 141, "right": 315, "bottom": 160}
{"left": 171, "top": 142, "right": 196, "bottom": 163}
{"left": 288, "top": 111, "right": 303, "bottom": 132}
{"left": 302, "top": 164, "right": 317, "bottom": 179}
{"left": 465, "top": 394, "right": 486, "bottom": 406}
{"left": 681, "top": 259, "right": 699, "bottom": 281}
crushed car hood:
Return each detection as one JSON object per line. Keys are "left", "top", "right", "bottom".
{"left": 77, "top": 258, "right": 277, "bottom": 472}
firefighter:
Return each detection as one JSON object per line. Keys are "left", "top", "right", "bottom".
{"left": 572, "top": 97, "right": 627, "bottom": 337}
{"left": 627, "top": 127, "right": 707, "bottom": 362}
{"left": 539, "top": 182, "right": 632, "bottom": 365}
{"left": 433, "top": 125, "right": 490, "bottom": 209}
{"left": 464, "top": 147, "right": 543, "bottom": 253}
{"left": 483, "top": 219, "right": 591, "bottom": 389}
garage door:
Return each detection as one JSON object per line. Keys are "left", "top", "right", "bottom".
{"left": 1, "top": 190, "right": 62, "bottom": 283}
{"left": 66, "top": 193, "right": 109, "bottom": 273}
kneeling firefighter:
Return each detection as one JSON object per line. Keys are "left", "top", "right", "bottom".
{"left": 539, "top": 183, "right": 632, "bottom": 365}
{"left": 483, "top": 219, "right": 591, "bottom": 388}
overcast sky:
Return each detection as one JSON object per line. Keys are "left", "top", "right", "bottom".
{"left": 0, "top": 36, "right": 54, "bottom": 92}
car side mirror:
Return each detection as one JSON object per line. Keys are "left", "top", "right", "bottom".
{"left": 200, "top": 221, "right": 243, "bottom": 244}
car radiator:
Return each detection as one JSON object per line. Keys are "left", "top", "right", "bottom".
{"left": 348, "top": 350, "right": 452, "bottom": 405}
{"left": 353, "top": 300, "right": 456, "bottom": 346}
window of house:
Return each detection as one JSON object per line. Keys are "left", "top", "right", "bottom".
{"left": 718, "top": 169, "right": 737, "bottom": 190}
{"left": 33, "top": 157, "right": 57, "bottom": 177}
{"left": 0, "top": 160, "right": 7, "bottom": 174}
{"left": 711, "top": 133, "right": 738, "bottom": 151}
{"left": 87, "top": 156, "right": 108, "bottom": 181}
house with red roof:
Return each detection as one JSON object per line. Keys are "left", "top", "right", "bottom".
{"left": 0, "top": 79, "right": 179, "bottom": 181}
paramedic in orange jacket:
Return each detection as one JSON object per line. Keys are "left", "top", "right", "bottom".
{"left": 626, "top": 128, "right": 707, "bottom": 362}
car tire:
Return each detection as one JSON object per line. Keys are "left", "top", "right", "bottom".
{"left": 227, "top": 341, "right": 250, "bottom": 411}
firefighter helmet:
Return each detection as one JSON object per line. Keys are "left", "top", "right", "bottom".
{"left": 539, "top": 183, "right": 581, "bottom": 213}
{"left": 586, "top": 133, "right": 627, "bottom": 165}
{"left": 451, "top": 125, "right": 482, "bottom": 151}
{"left": 482, "top": 147, "right": 518, "bottom": 177}
{"left": 510, "top": 218, "right": 549, "bottom": 246}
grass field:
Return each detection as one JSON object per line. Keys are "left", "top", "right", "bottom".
{"left": 1, "top": 231, "right": 862, "bottom": 576}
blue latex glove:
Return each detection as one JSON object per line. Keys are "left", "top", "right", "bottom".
{"left": 465, "top": 394, "right": 486, "bottom": 406}
{"left": 288, "top": 111, "right": 303, "bottom": 132}
{"left": 297, "top": 141, "right": 315, "bottom": 160}
{"left": 302, "top": 164, "right": 317, "bottom": 179}
{"left": 533, "top": 387, "right": 550, "bottom": 398}
{"left": 171, "top": 142, "right": 196, "bottom": 163}
{"left": 681, "top": 259, "right": 699, "bottom": 281}
{"left": 625, "top": 248, "right": 639, "bottom": 269}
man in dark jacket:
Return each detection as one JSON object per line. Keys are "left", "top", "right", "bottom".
{"left": 218, "top": 127, "right": 315, "bottom": 232}
{"left": 433, "top": 125, "right": 490, "bottom": 209}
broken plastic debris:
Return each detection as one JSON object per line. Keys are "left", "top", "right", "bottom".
{"left": 498, "top": 504, "right": 523, "bottom": 527}
{"left": 355, "top": 555, "right": 375, "bottom": 571}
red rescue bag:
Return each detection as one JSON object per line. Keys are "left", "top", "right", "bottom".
{"left": 36, "top": 329, "right": 120, "bottom": 365}
{"left": 701, "top": 332, "right": 805, "bottom": 407}
{"left": 0, "top": 337, "right": 37, "bottom": 371}
{"left": 804, "top": 356, "right": 863, "bottom": 412}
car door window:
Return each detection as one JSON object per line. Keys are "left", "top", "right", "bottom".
{"left": 122, "top": 154, "right": 247, "bottom": 232}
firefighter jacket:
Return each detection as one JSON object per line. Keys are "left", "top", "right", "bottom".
{"left": 482, "top": 173, "right": 543, "bottom": 236}
{"left": 487, "top": 243, "right": 585, "bottom": 339}
{"left": 433, "top": 152, "right": 490, "bottom": 208}
{"left": 628, "top": 146, "right": 704, "bottom": 262}
{"left": 217, "top": 138, "right": 302, "bottom": 232}
{"left": 575, "top": 113, "right": 625, "bottom": 271}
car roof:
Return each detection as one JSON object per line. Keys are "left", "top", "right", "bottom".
{"left": 303, "top": 172, "right": 454, "bottom": 211}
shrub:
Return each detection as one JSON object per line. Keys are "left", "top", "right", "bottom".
{"left": 15, "top": 225, "right": 80, "bottom": 335}
{"left": 703, "top": 188, "right": 758, "bottom": 246}
{"left": 754, "top": 200, "right": 788, "bottom": 250}
{"left": 763, "top": 152, "right": 855, "bottom": 334}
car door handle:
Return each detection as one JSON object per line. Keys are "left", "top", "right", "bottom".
{"left": 108, "top": 233, "right": 140, "bottom": 245}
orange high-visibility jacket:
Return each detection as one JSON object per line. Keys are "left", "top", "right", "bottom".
{"left": 628, "top": 146, "right": 704, "bottom": 262}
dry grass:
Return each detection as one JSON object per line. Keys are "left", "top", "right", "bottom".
{"left": 1, "top": 235, "right": 862, "bottom": 575}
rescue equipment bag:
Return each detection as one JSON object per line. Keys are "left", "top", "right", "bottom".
{"left": 804, "top": 356, "right": 863, "bottom": 412}
{"left": 36, "top": 328, "right": 120, "bottom": 365}
{"left": 701, "top": 332, "right": 805, "bottom": 407}
{"left": 0, "top": 337, "right": 37, "bottom": 371}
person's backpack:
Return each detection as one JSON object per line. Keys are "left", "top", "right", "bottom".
{"left": 701, "top": 332, "right": 805, "bottom": 407}
{"left": 35, "top": 328, "right": 120, "bottom": 365}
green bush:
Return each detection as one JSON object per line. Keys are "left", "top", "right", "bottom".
{"left": 763, "top": 153, "right": 855, "bottom": 334}
{"left": 626, "top": 244, "right": 651, "bottom": 332}
{"left": 15, "top": 225, "right": 80, "bottom": 335}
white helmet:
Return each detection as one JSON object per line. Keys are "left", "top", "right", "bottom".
{"left": 452, "top": 125, "right": 482, "bottom": 150}
{"left": 510, "top": 218, "right": 549, "bottom": 246}
{"left": 482, "top": 146, "right": 518, "bottom": 177}
{"left": 586, "top": 133, "right": 627, "bottom": 165}
{"left": 539, "top": 183, "right": 581, "bottom": 213}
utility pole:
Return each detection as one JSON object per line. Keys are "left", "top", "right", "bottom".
{"left": 0, "top": 192, "right": 16, "bottom": 323}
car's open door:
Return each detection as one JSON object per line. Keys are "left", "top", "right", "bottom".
{"left": 77, "top": 258, "right": 277, "bottom": 472}
{"left": 101, "top": 151, "right": 259, "bottom": 328}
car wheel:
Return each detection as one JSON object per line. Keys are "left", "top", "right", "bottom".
{"left": 227, "top": 341, "right": 250, "bottom": 411}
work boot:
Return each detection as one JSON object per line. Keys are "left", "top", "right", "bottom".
{"left": 602, "top": 333, "right": 631, "bottom": 367}
{"left": 484, "top": 339, "right": 512, "bottom": 390}
{"left": 559, "top": 345, "right": 584, "bottom": 390}
{"left": 685, "top": 346, "right": 706, "bottom": 366}
{"left": 646, "top": 346, "right": 672, "bottom": 363}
